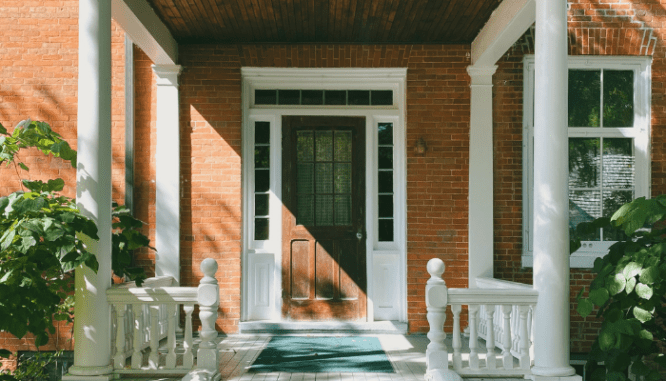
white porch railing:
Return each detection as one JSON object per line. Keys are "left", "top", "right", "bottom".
{"left": 425, "top": 258, "right": 538, "bottom": 380}
{"left": 106, "top": 258, "right": 221, "bottom": 381}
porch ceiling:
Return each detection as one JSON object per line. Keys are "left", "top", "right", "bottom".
{"left": 144, "top": 0, "right": 504, "bottom": 44}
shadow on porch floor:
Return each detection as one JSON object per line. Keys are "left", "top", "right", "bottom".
{"left": 118, "top": 334, "right": 525, "bottom": 381}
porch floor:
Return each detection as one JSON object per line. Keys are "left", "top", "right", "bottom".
{"left": 119, "top": 334, "right": 525, "bottom": 381}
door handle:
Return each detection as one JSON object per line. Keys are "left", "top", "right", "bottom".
{"left": 356, "top": 231, "right": 363, "bottom": 240}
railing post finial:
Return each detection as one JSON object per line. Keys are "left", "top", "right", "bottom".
{"left": 425, "top": 258, "right": 449, "bottom": 378}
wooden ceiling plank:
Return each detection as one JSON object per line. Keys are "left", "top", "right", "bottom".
{"left": 379, "top": 0, "right": 400, "bottom": 42}
{"left": 385, "top": 0, "right": 410, "bottom": 42}
{"left": 215, "top": 0, "right": 242, "bottom": 42}
{"left": 157, "top": 0, "right": 194, "bottom": 39}
{"left": 438, "top": 0, "right": 470, "bottom": 41}
{"left": 294, "top": 0, "right": 306, "bottom": 41}
{"left": 233, "top": 0, "right": 258, "bottom": 42}
{"left": 391, "top": 0, "right": 419, "bottom": 42}
{"left": 201, "top": 0, "right": 229, "bottom": 39}
{"left": 459, "top": 0, "right": 495, "bottom": 42}
{"left": 248, "top": 0, "right": 270, "bottom": 41}
{"left": 172, "top": 0, "right": 205, "bottom": 39}
{"left": 401, "top": 0, "right": 430, "bottom": 42}
{"left": 265, "top": 0, "right": 283, "bottom": 41}
{"left": 370, "top": 0, "right": 390, "bottom": 42}
{"left": 455, "top": 0, "right": 488, "bottom": 42}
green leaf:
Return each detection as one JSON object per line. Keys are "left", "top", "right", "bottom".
{"left": 18, "top": 162, "right": 28, "bottom": 171}
{"left": 599, "top": 330, "right": 616, "bottom": 351}
{"left": 0, "top": 122, "right": 7, "bottom": 135}
{"left": 638, "top": 329, "right": 653, "bottom": 341}
{"left": 18, "top": 236, "right": 37, "bottom": 253}
{"left": 639, "top": 266, "right": 659, "bottom": 285}
{"left": 606, "top": 371, "right": 626, "bottom": 381}
{"left": 589, "top": 288, "right": 609, "bottom": 306}
{"left": 632, "top": 306, "right": 653, "bottom": 323}
{"left": 46, "top": 178, "right": 64, "bottom": 192}
{"left": 622, "top": 261, "right": 642, "bottom": 279}
{"left": 635, "top": 283, "right": 653, "bottom": 299}
{"left": 625, "top": 277, "right": 637, "bottom": 294}
{"left": 608, "top": 273, "right": 626, "bottom": 295}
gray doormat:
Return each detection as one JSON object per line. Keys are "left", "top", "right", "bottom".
{"left": 249, "top": 336, "right": 395, "bottom": 373}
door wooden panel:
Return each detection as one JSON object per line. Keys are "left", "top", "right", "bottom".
{"left": 282, "top": 116, "right": 366, "bottom": 321}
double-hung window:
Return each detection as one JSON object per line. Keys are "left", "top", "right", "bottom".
{"left": 522, "top": 56, "right": 651, "bottom": 268}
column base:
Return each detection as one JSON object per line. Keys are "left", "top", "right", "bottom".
{"left": 529, "top": 365, "right": 581, "bottom": 381}
{"left": 61, "top": 365, "right": 114, "bottom": 381}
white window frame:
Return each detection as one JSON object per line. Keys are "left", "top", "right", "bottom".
{"left": 522, "top": 56, "right": 651, "bottom": 268}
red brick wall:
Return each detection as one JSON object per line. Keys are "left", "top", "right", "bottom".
{"left": 0, "top": 0, "right": 127, "bottom": 369}
{"left": 492, "top": 0, "right": 666, "bottom": 353}
{"left": 177, "top": 44, "right": 471, "bottom": 333}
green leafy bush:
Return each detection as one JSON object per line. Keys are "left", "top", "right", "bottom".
{"left": 575, "top": 195, "right": 666, "bottom": 381}
{"left": 0, "top": 120, "right": 151, "bottom": 372}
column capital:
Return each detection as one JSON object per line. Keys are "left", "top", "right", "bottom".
{"left": 152, "top": 64, "right": 182, "bottom": 87}
{"left": 467, "top": 65, "right": 497, "bottom": 86}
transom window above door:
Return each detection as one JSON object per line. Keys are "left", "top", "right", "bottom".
{"left": 253, "top": 89, "right": 394, "bottom": 106}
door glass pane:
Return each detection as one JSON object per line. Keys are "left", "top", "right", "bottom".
{"left": 315, "top": 163, "right": 333, "bottom": 193}
{"left": 378, "top": 147, "right": 393, "bottom": 169}
{"left": 603, "top": 138, "right": 634, "bottom": 188}
{"left": 302, "top": 90, "right": 324, "bottom": 105}
{"left": 278, "top": 90, "right": 300, "bottom": 105}
{"left": 297, "top": 195, "right": 314, "bottom": 226}
{"left": 569, "top": 138, "right": 599, "bottom": 188}
{"left": 569, "top": 70, "right": 601, "bottom": 127}
{"left": 371, "top": 90, "right": 393, "bottom": 106}
{"left": 255, "top": 218, "right": 269, "bottom": 240}
{"left": 325, "top": 90, "right": 346, "bottom": 105}
{"left": 335, "top": 195, "right": 351, "bottom": 225}
{"left": 378, "top": 219, "right": 394, "bottom": 242}
{"left": 316, "top": 131, "right": 333, "bottom": 161}
{"left": 378, "top": 171, "right": 393, "bottom": 193}
{"left": 255, "top": 146, "right": 270, "bottom": 168}
{"left": 255, "top": 194, "right": 269, "bottom": 216}
{"left": 297, "top": 163, "right": 314, "bottom": 194}
{"left": 255, "top": 169, "right": 270, "bottom": 192}
{"left": 255, "top": 121, "right": 270, "bottom": 144}
{"left": 255, "top": 90, "right": 277, "bottom": 105}
{"left": 335, "top": 131, "right": 352, "bottom": 161}
{"left": 316, "top": 195, "right": 334, "bottom": 225}
{"left": 348, "top": 90, "right": 370, "bottom": 105}
{"left": 569, "top": 190, "right": 602, "bottom": 241}
{"left": 378, "top": 195, "right": 393, "bottom": 218}
{"left": 603, "top": 70, "right": 634, "bottom": 127}
{"left": 334, "top": 163, "right": 351, "bottom": 194}
{"left": 378, "top": 123, "right": 393, "bottom": 145}
{"left": 297, "top": 131, "right": 314, "bottom": 161}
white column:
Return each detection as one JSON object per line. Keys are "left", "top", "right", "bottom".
{"left": 153, "top": 65, "right": 182, "bottom": 285}
{"left": 532, "top": 0, "right": 578, "bottom": 379}
{"left": 467, "top": 65, "right": 497, "bottom": 287}
{"left": 64, "top": 0, "right": 113, "bottom": 379}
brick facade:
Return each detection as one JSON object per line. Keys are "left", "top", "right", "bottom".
{"left": 2, "top": 0, "right": 666, "bottom": 371}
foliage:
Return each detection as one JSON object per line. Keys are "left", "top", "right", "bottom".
{"left": 0, "top": 351, "right": 65, "bottom": 381}
{"left": 575, "top": 195, "right": 666, "bottom": 381}
{"left": 0, "top": 120, "right": 151, "bottom": 371}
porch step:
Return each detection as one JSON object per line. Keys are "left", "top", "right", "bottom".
{"left": 239, "top": 320, "right": 408, "bottom": 334}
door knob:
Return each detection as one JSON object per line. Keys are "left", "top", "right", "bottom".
{"left": 356, "top": 232, "right": 363, "bottom": 240}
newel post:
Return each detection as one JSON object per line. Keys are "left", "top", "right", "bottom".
{"left": 196, "top": 258, "right": 221, "bottom": 379}
{"left": 425, "top": 258, "right": 449, "bottom": 374}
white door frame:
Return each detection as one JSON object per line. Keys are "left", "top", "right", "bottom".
{"left": 240, "top": 68, "right": 407, "bottom": 322}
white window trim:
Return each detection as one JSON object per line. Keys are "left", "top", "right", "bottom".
{"left": 240, "top": 68, "right": 407, "bottom": 322}
{"left": 522, "top": 55, "right": 651, "bottom": 268}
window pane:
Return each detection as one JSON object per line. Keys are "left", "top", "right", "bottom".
{"left": 378, "top": 123, "right": 393, "bottom": 145}
{"left": 254, "top": 146, "right": 270, "bottom": 168}
{"left": 378, "top": 219, "right": 394, "bottom": 242}
{"left": 255, "top": 90, "right": 277, "bottom": 105}
{"left": 602, "top": 190, "right": 632, "bottom": 241}
{"left": 378, "top": 195, "right": 393, "bottom": 218}
{"left": 278, "top": 90, "right": 300, "bottom": 105}
{"left": 255, "top": 218, "right": 269, "bottom": 240}
{"left": 603, "top": 70, "right": 634, "bottom": 127}
{"left": 348, "top": 90, "right": 370, "bottom": 105}
{"left": 302, "top": 90, "right": 324, "bottom": 105}
{"left": 325, "top": 90, "right": 346, "bottom": 105}
{"left": 255, "top": 169, "right": 270, "bottom": 192}
{"left": 378, "top": 147, "right": 393, "bottom": 169}
{"left": 569, "top": 138, "right": 599, "bottom": 188}
{"left": 371, "top": 90, "right": 393, "bottom": 106}
{"left": 255, "top": 121, "right": 270, "bottom": 144}
{"left": 316, "top": 131, "right": 333, "bottom": 161}
{"left": 569, "top": 190, "right": 602, "bottom": 241}
{"left": 378, "top": 171, "right": 393, "bottom": 193}
{"left": 569, "top": 70, "right": 601, "bottom": 127}
{"left": 255, "top": 194, "right": 269, "bottom": 216}
{"left": 603, "top": 138, "right": 634, "bottom": 189}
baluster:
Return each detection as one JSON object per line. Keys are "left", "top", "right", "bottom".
{"left": 511, "top": 305, "right": 520, "bottom": 355}
{"left": 451, "top": 304, "right": 462, "bottom": 370}
{"left": 113, "top": 304, "right": 127, "bottom": 369}
{"left": 159, "top": 304, "right": 167, "bottom": 337}
{"left": 125, "top": 305, "right": 133, "bottom": 356}
{"left": 182, "top": 304, "right": 195, "bottom": 369}
{"left": 494, "top": 304, "right": 502, "bottom": 344}
{"left": 468, "top": 304, "right": 480, "bottom": 369}
{"left": 485, "top": 305, "right": 496, "bottom": 369}
{"left": 425, "top": 259, "right": 449, "bottom": 373}
{"left": 501, "top": 304, "right": 513, "bottom": 369}
{"left": 478, "top": 305, "right": 487, "bottom": 338}
{"left": 149, "top": 304, "right": 160, "bottom": 369}
{"left": 518, "top": 305, "right": 531, "bottom": 369}
{"left": 197, "top": 258, "right": 221, "bottom": 375}
{"left": 166, "top": 304, "right": 177, "bottom": 368}
{"left": 131, "top": 304, "right": 143, "bottom": 369}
